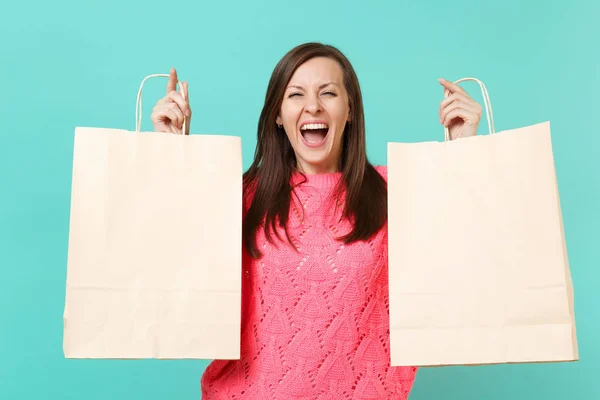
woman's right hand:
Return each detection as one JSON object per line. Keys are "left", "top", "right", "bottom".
{"left": 151, "top": 68, "right": 192, "bottom": 135}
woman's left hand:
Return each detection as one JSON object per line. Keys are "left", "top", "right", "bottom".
{"left": 438, "top": 78, "right": 483, "bottom": 140}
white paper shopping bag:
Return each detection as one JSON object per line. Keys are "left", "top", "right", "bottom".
{"left": 387, "top": 78, "right": 578, "bottom": 367}
{"left": 63, "top": 74, "right": 242, "bottom": 359}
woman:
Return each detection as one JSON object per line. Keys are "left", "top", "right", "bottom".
{"left": 151, "top": 42, "right": 483, "bottom": 399}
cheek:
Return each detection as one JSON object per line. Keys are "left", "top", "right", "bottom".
{"left": 329, "top": 100, "right": 350, "bottom": 123}
{"left": 333, "top": 110, "right": 350, "bottom": 132}
{"left": 284, "top": 131, "right": 296, "bottom": 145}
{"left": 332, "top": 106, "right": 350, "bottom": 144}
{"left": 280, "top": 103, "right": 300, "bottom": 127}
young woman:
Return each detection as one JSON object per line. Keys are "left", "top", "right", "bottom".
{"left": 151, "top": 42, "right": 483, "bottom": 399}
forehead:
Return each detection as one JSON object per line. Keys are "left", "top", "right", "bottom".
{"left": 288, "top": 57, "right": 344, "bottom": 86}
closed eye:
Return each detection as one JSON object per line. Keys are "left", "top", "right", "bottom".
{"left": 288, "top": 92, "right": 303, "bottom": 98}
{"left": 322, "top": 91, "right": 336, "bottom": 96}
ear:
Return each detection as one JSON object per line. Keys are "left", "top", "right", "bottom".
{"left": 276, "top": 115, "right": 282, "bottom": 126}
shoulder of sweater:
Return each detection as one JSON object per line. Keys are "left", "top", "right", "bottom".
{"left": 373, "top": 165, "right": 388, "bottom": 182}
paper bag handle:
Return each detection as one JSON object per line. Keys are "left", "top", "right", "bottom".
{"left": 135, "top": 73, "right": 187, "bottom": 134}
{"left": 443, "top": 77, "right": 495, "bottom": 142}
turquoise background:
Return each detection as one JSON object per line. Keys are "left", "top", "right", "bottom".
{"left": 1, "top": 0, "right": 598, "bottom": 398}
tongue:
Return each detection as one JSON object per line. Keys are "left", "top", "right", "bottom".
{"left": 303, "top": 128, "right": 327, "bottom": 143}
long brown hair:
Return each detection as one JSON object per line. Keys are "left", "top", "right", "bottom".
{"left": 243, "top": 42, "right": 387, "bottom": 258}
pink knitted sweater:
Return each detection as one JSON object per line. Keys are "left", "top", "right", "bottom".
{"left": 201, "top": 166, "right": 417, "bottom": 399}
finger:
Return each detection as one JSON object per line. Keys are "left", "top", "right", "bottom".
{"left": 438, "top": 92, "right": 476, "bottom": 115}
{"left": 440, "top": 100, "right": 480, "bottom": 123}
{"left": 151, "top": 100, "right": 170, "bottom": 122}
{"left": 166, "top": 91, "right": 190, "bottom": 117}
{"left": 182, "top": 81, "right": 190, "bottom": 105}
{"left": 442, "top": 108, "right": 478, "bottom": 127}
{"left": 185, "top": 82, "right": 192, "bottom": 117}
{"left": 438, "top": 78, "right": 467, "bottom": 96}
{"left": 166, "top": 68, "right": 178, "bottom": 94}
{"left": 171, "top": 103, "right": 185, "bottom": 128}
{"left": 182, "top": 81, "right": 191, "bottom": 118}
{"left": 163, "top": 107, "right": 183, "bottom": 130}
{"left": 167, "top": 103, "right": 185, "bottom": 128}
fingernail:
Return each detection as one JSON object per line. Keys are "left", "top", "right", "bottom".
{"left": 438, "top": 78, "right": 445, "bottom": 83}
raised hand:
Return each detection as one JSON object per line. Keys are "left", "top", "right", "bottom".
{"left": 150, "top": 68, "right": 192, "bottom": 135}
{"left": 438, "top": 78, "right": 482, "bottom": 140}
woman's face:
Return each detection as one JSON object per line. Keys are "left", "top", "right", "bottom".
{"left": 276, "top": 57, "right": 351, "bottom": 174}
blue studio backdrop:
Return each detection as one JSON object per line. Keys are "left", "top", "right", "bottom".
{"left": 1, "top": 0, "right": 598, "bottom": 398}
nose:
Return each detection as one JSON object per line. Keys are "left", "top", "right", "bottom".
{"left": 304, "top": 93, "right": 322, "bottom": 115}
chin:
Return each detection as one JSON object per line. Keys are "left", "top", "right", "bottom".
{"left": 295, "top": 150, "right": 338, "bottom": 173}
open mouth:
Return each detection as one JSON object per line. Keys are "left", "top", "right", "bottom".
{"left": 300, "top": 122, "right": 329, "bottom": 147}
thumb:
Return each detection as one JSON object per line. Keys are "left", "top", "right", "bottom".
{"left": 166, "top": 67, "right": 178, "bottom": 93}
{"left": 182, "top": 81, "right": 189, "bottom": 102}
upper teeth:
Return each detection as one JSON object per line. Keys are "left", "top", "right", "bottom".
{"left": 301, "top": 123, "right": 328, "bottom": 130}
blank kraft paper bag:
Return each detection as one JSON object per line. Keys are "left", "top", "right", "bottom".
{"left": 388, "top": 78, "right": 578, "bottom": 367}
{"left": 63, "top": 74, "right": 242, "bottom": 359}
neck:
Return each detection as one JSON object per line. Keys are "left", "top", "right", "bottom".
{"left": 296, "top": 160, "right": 340, "bottom": 175}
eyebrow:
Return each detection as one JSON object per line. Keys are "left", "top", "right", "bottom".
{"left": 286, "top": 82, "right": 340, "bottom": 90}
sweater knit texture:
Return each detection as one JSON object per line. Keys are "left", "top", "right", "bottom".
{"left": 201, "top": 166, "right": 417, "bottom": 399}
